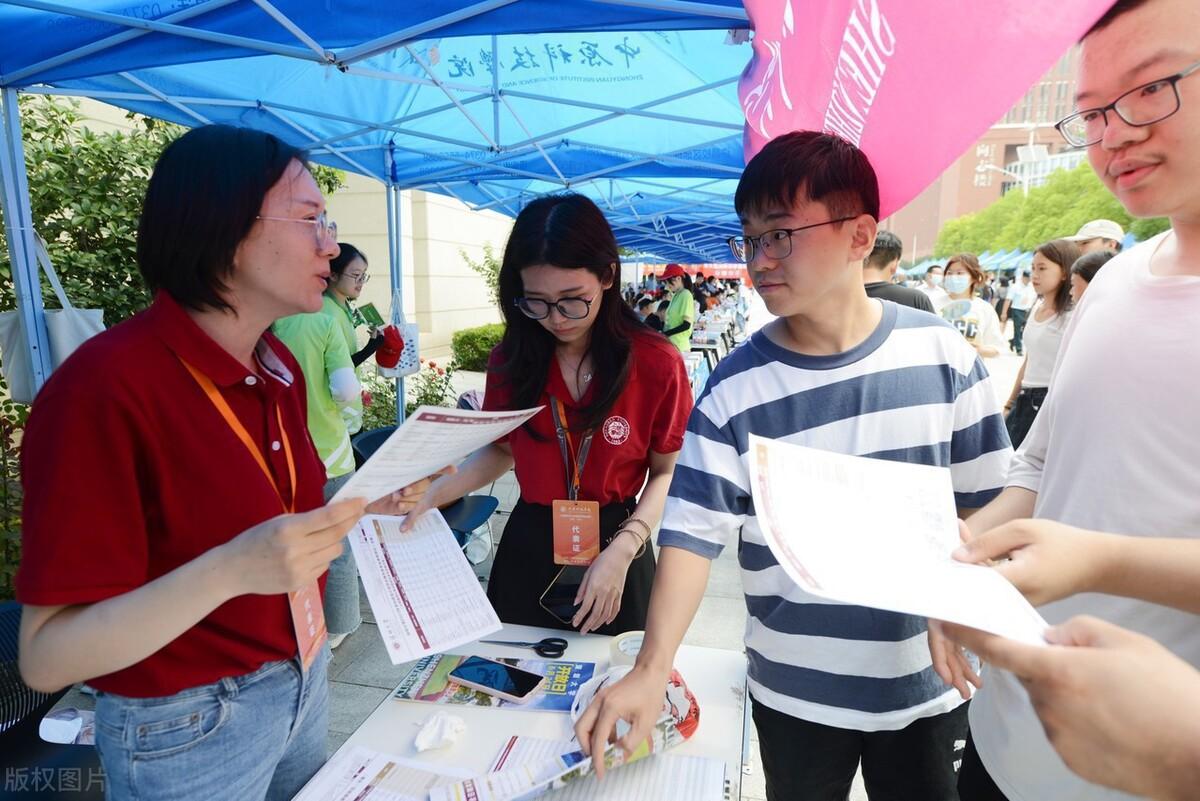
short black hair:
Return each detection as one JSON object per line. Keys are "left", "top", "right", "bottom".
{"left": 331, "top": 243, "right": 366, "bottom": 277}
{"left": 137, "top": 124, "right": 308, "bottom": 312}
{"left": 637, "top": 298, "right": 653, "bottom": 310}
{"left": 1071, "top": 249, "right": 1117, "bottom": 283}
{"left": 926, "top": 263, "right": 943, "bottom": 275}
{"left": 1085, "top": 0, "right": 1151, "bottom": 37}
{"left": 657, "top": 300, "right": 670, "bottom": 312}
{"left": 735, "top": 131, "right": 880, "bottom": 222}
{"left": 866, "top": 230, "right": 903, "bottom": 269}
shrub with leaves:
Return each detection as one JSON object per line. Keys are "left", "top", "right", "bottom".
{"left": 360, "top": 369, "right": 399, "bottom": 432}
{"left": 451, "top": 323, "right": 505, "bottom": 371}
{"left": 460, "top": 243, "right": 501, "bottom": 309}
{"left": 405, "top": 359, "right": 458, "bottom": 415}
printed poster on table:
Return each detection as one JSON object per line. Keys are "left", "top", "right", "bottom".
{"left": 393, "top": 653, "right": 595, "bottom": 713}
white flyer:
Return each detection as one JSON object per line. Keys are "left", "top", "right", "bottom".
{"left": 349, "top": 512, "right": 501, "bottom": 664}
{"left": 332, "top": 405, "right": 542, "bottom": 504}
{"left": 746, "top": 435, "right": 1049, "bottom": 646}
{"left": 291, "top": 745, "right": 470, "bottom": 801}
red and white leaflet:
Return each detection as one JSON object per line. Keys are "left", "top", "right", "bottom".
{"left": 349, "top": 512, "right": 501, "bottom": 664}
{"left": 333, "top": 405, "right": 542, "bottom": 505}
{"left": 746, "top": 434, "right": 1048, "bottom": 646}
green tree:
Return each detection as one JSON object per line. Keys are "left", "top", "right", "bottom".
{"left": 460, "top": 243, "right": 501, "bottom": 309}
{"left": 934, "top": 162, "right": 1170, "bottom": 256}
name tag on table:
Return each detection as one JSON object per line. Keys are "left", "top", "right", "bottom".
{"left": 552, "top": 499, "right": 600, "bottom": 566}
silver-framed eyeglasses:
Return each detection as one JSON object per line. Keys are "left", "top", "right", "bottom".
{"left": 255, "top": 210, "right": 338, "bottom": 248}
{"left": 514, "top": 295, "right": 594, "bottom": 320}
{"left": 727, "top": 216, "right": 858, "bottom": 263}
{"left": 341, "top": 271, "right": 369, "bottom": 286}
{"left": 1055, "top": 59, "right": 1200, "bottom": 147}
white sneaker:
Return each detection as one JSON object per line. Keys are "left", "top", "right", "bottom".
{"left": 328, "top": 632, "right": 349, "bottom": 650}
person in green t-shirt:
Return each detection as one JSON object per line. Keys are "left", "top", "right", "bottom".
{"left": 660, "top": 263, "right": 695, "bottom": 354}
{"left": 272, "top": 243, "right": 370, "bottom": 646}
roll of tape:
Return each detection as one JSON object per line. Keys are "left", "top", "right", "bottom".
{"left": 609, "top": 630, "right": 645, "bottom": 667}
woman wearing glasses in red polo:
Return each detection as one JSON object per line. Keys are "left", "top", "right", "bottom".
{"left": 406, "top": 193, "right": 693, "bottom": 636}
{"left": 15, "top": 126, "right": 437, "bottom": 801}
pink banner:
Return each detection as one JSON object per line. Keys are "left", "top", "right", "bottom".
{"left": 739, "top": 0, "right": 1114, "bottom": 218}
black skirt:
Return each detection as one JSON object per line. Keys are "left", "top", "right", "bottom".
{"left": 486, "top": 498, "right": 656, "bottom": 636}
{"left": 1005, "top": 386, "right": 1048, "bottom": 449}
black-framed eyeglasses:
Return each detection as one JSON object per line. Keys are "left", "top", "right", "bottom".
{"left": 514, "top": 295, "right": 594, "bottom": 320}
{"left": 727, "top": 216, "right": 858, "bottom": 263}
{"left": 1055, "top": 59, "right": 1200, "bottom": 147}
{"left": 256, "top": 210, "right": 338, "bottom": 248}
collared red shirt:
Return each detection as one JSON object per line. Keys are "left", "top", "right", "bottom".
{"left": 483, "top": 331, "right": 692, "bottom": 505}
{"left": 16, "top": 292, "right": 327, "bottom": 697}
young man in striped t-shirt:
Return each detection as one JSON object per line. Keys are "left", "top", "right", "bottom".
{"left": 576, "top": 131, "right": 1011, "bottom": 799}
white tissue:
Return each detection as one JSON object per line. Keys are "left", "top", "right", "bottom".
{"left": 413, "top": 712, "right": 466, "bottom": 752}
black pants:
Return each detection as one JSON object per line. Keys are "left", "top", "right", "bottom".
{"left": 1008, "top": 308, "right": 1029, "bottom": 354}
{"left": 751, "top": 697, "right": 969, "bottom": 801}
{"left": 957, "top": 734, "right": 1010, "bottom": 800}
{"left": 486, "top": 498, "right": 655, "bottom": 636}
{"left": 1004, "top": 386, "right": 1047, "bottom": 449}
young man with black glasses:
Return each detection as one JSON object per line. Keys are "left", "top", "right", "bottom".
{"left": 927, "top": 1, "right": 1200, "bottom": 798}
{"left": 576, "top": 131, "right": 1011, "bottom": 801}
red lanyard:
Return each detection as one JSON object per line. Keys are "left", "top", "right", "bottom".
{"left": 180, "top": 358, "right": 296, "bottom": 513}
{"left": 551, "top": 396, "right": 594, "bottom": 502}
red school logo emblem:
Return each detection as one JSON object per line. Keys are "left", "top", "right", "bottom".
{"left": 602, "top": 415, "right": 631, "bottom": 446}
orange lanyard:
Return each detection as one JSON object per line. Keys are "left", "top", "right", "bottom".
{"left": 180, "top": 358, "right": 296, "bottom": 513}
{"left": 551, "top": 396, "right": 593, "bottom": 501}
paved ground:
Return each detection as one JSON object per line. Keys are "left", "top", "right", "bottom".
{"left": 52, "top": 342, "right": 1024, "bottom": 801}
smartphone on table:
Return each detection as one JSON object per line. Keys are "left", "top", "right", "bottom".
{"left": 448, "top": 656, "right": 546, "bottom": 704}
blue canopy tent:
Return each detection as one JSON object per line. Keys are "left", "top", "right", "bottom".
{"left": 0, "top": 1, "right": 751, "bottom": 402}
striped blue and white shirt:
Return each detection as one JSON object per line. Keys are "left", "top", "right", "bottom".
{"left": 660, "top": 302, "right": 1012, "bottom": 731}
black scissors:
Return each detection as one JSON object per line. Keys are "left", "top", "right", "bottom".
{"left": 479, "top": 636, "right": 568, "bottom": 658}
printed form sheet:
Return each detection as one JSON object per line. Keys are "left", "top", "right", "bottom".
{"left": 747, "top": 435, "right": 1048, "bottom": 646}
{"left": 349, "top": 512, "right": 501, "bottom": 664}
{"left": 333, "top": 405, "right": 542, "bottom": 504}
{"left": 485, "top": 737, "right": 727, "bottom": 801}
{"left": 292, "top": 745, "right": 470, "bottom": 801}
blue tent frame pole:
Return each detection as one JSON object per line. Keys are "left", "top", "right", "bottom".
{"left": 385, "top": 177, "right": 405, "bottom": 424}
{"left": 0, "top": 87, "right": 53, "bottom": 394}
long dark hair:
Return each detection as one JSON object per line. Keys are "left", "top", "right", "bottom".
{"left": 495, "top": 193, "right": 647, "bottom": 431}
{"left": 1034, "top": 239, "right": 1080, "bottom": 314}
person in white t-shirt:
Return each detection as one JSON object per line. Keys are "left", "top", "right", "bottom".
{"left": 941, "top": 253, "right": 1007, "bottom": 357}
{"left": 1002, "top": 239, "right": 1080, "bottom": 447}
{"left": 927, "top": 0, "right": 1200, "bottom": 798}
{"left": 999, "top": 271, "right": 1036, "bottom": 355}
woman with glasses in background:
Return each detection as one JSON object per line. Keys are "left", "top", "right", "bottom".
{"left": 272, "top": 242, "right": 375, "bottom": 649}
{"left": 405, "top": 193, "right": 693, "bottom": 635}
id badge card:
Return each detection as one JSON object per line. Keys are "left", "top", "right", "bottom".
{"left": 552, "top": 499, "right": 601, "bottom": 565}
{"left": 289, "top": 582, "right": 328, "bottom": 673}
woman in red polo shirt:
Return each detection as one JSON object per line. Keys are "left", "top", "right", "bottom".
{"left": 15, "top": 126, "right": 434, "bottom": 801}
{"left": 406, "top": 194, "right": 693, "bottom": 636}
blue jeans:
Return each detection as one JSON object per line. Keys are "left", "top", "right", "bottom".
{"left": 94, "top": 645, "right": 330, "bottom": 801}
{"left": 323, "top": 472, "right": 363, "bottom": 636}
